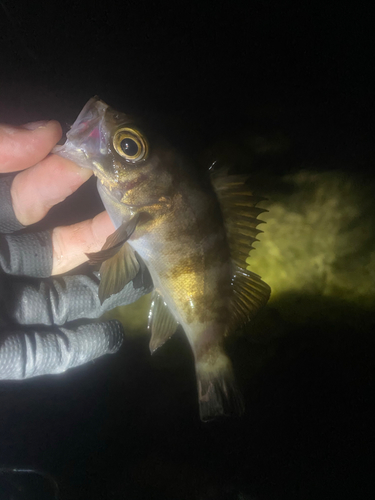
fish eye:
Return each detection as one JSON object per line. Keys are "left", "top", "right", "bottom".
{"left": 113, "top": 127, "right": 148, "bottom": 162}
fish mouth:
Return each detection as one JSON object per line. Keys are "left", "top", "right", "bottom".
{"left": 67, "top": 96, "right": 108, "bottom": 142}
{"left": 52, "top": 97, "right": 110, "bottom": 170}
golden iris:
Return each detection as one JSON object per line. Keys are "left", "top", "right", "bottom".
{"left": 113, "top": 127, "right": 148, "bottom": 161}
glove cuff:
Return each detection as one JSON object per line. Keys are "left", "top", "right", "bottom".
{"left": 0, "top": 175, "right": 25, "bottom": 233}
{"left": 0, "top": 231, "right": 53, "bottom": 277}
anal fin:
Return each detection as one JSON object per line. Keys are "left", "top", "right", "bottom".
{"left": 148, "top": 292, "right": 179, "bottom": 353}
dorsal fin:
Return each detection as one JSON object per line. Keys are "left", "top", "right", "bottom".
{"left": 211, "top": 171, "right": 271, "bottom": 329}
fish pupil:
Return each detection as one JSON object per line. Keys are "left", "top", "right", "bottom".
{"left": 120, "top": 138, "right": 138, "bottom": 157}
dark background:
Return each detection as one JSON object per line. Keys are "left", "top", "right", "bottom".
{"left": 0, "top": 1, "right": 374, "bottom": 499}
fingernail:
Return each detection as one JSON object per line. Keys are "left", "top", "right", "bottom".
{"left": 21, "top": 120, "right": 50, "bottom": 130}
{"left": 0, "top": 123, "right": 18, "bottom": 134}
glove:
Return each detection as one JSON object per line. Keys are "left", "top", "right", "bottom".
{"left": 0, "top": 121, "right": 152, "bottom": 380}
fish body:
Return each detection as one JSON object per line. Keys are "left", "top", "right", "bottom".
{"left": 54, "top": 97, "right": 270, "bottom": 420}
{"left": 128, "top": 180, "right": 238, "bottom": 417}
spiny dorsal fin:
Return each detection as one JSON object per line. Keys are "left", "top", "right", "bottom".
{"left": 211, "top": 171, "right": 271, "bottom": 329}
{"left": 148, "top": 291, "right": 179, "bottom": 353}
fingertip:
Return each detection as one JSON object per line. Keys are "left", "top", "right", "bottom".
{"left": 51, "top": 212, "right": 115, "bottom": 275}
{"left": 91, "top": 211, "right": 116, "bottom": 241}
{"left": 11, "top": 154, "right": 93, "bottom": 226}
{"left": 21, "top": 119, "right": 61, "bottom": 133}
{"left": 48, "top": 153, "right": 93, "bottom": 182}
{"left": 0, "top": 120, "right": 63, "bottom": 173}
{"left": 44, "top": 120, "right": 63, "bottom": 141}
{"left": 24, "top": 120, "right": 63, "bottom": 145}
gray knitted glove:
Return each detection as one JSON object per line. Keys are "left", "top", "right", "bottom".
{"left": 0, "top": 175, "right": 152, "bottom": 379}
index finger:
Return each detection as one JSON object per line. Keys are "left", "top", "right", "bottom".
{"left": 0, "top": 120, "right": 62, "bottom": 172}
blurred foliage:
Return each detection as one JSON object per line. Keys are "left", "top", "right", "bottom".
{"left": 250, "top": 169, "right": 375, "bottom": 311}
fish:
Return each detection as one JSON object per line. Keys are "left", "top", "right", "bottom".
{"left": 54, "top": 97, "right": 271, "bottom": 421}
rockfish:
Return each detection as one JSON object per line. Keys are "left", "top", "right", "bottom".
{"left": 54, "top": 97, "right": 271, "bottom": 421}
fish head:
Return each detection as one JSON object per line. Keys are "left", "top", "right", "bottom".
{"left": 54, "top": 97, "right": 176, "bottom": 221}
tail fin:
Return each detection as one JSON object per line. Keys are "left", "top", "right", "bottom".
{"left": 196, "top": 355, "right": 245, "bottom": 421}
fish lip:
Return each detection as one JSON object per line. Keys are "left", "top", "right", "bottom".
{"left": 70, "top": 96, "right": 107, "bottom": 133}
{"left": 52, "top": 97, "right": 110, "bottom": 170}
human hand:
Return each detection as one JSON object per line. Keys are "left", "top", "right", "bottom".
{"left": 0, "top": 119, "right": 152, "bottom": 379}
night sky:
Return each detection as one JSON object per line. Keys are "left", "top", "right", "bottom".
{"left": 0, "top": 2, "right": 374, "bottom": 499}
{"left": 1, "top": 2, "right": 373, "bottom": 169}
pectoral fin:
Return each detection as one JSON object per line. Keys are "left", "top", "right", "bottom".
{"left": 85, "top": 213, "right": 150, "bottom": 303}
{"left": 132, "top": 252, "right": 153, "bottom": 290}
{"left": 86, "top": 213, "right": 143, "bottom": 265}
{"left": 97, "top": 242, "right": 140, "bottom": 303}
{"left": 148, "top": 292, "right": 179, "bottom": 353}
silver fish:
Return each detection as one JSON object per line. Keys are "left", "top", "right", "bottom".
{"left": 54, "top": 97, "right": 271, "bottom": 421}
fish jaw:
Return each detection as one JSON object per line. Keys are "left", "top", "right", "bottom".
{"left": 53, "top": 97, "right": 112, "bottom": 173}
